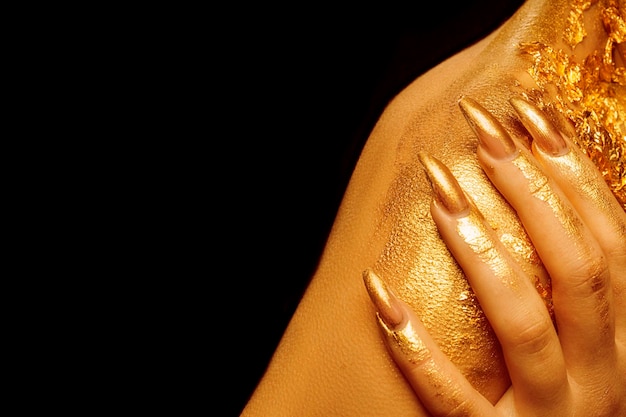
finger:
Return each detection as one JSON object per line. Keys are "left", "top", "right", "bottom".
{"left": 418, "top": 152, "right": 569, "bottom": 408}
{"left": 510, "top": 98, "right": 626, "bottom": 337}
{"left": 362, "top": 269, "right": 497, "bottom": 417}
{"left": 459, "top": 96, "right": 615, "bottom": 375}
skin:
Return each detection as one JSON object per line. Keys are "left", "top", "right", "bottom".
{"left": 371, "top": 99, "right": 626, "bottom": 416}
{"left": 241, "top": 1, "right": 625, "bottom": 416}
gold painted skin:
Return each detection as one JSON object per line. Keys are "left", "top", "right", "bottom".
{"left": 242, "top": 1, "right": 625, "bottom": 416}
{"left": 369, "top": 0, "right": 623, "bottom": 401}
{"left": 456, "top": 213, "right": 517, "bottom": 286}
{"left": 378, "top": 306, "right": 431, "bottom": 366}
{"left": 520, "top": 0, "right": 625, "bottom": 208}
{"left": 538, "top": 143, "right": 626, "bottom": 234}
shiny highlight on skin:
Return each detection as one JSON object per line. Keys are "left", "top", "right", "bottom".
{"left": 500, "top": 233, "right": 542, "bottom": 266}
{"left": 536, "top": 144, "right": 626, "bottom": 233}
{"left": 512, "top": 153, "right": 586, "bottom": 244}
{"left": 456, "top": 210, "right": 518, "bottom": 288}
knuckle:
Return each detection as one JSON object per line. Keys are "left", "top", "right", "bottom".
{"left": 443, "top": 398, "right": 474, "bottom": 417}
{"left": 571, "top": 257, "right": 610, "bottom": 297}
{"left": 605, "top": 229, "right": 626, "bottom": 267}
{"left": 510, "top": 317, "right": 554, "bottom": 356}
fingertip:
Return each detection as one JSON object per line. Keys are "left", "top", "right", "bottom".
{"left": 362, "top": 268, "right": 404, "bottom": 329}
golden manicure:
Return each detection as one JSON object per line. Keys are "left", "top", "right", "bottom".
{"left": 458, "top": 96, "right": 518, "bottom": 159}
{"left": 362, "top": 268, "right": 403, "bottom": 328}
{"left": 418, "top": 152, "right": 469, "bottom": 215}
{"left": 362, "top": 269, "right": 431, "bottom": 364}
{"left": 509, "top": 97, "right": 568, "bottom": 156}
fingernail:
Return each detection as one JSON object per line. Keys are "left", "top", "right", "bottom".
{"left": 458, "top": 96, "right": 518, "bottom": 159}
{"left": 509, "top": 97, "right": 568, "bottom": 156}
{"left": 362, "top": 269, "right": 403, "bottom": 329}
{"left": 418, "top": 152, "right": 470, "bottom": 215}
{"left": 363, "top": 268, "right": 431, "bottom": 364}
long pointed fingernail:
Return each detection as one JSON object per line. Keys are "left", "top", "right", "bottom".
{"left": 458, "top": 96, "right": 518, "bottom": 159}
{"left": 362, "top": 269, "right": 404, "bottom": 329}
{"left": 509, "top": 97, "right": 568, "bottom": 156}
{"left": 418, "top": 152, "right": 469, "bottom": 215}
{"left": 363, "top": 269, "right": 431, "bottom": 364}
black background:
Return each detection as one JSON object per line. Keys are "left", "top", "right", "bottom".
{"left": 225, "top": 2, "right": 526, "bottom": 415}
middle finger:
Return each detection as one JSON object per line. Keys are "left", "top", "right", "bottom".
{"left": 418, "top": 151, "right": 567, "bottom": 406}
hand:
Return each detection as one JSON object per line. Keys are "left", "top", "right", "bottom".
{"left": 362, "top": 96, "right": 626, "bottom": 416}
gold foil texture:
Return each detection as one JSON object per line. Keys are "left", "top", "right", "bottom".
{"left": 519, "top": 0, "right": 626, "bottom": 210}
